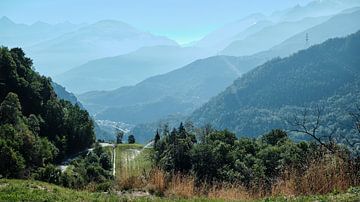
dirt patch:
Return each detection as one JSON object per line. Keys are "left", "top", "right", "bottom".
{"left": 116, "top": 190, "right": 150, "bottom": 197}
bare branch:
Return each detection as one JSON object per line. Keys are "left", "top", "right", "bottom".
{"left": 288, "top": 106, "right": 334, "bottom": 153}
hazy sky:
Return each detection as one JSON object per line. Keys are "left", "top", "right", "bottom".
{"left": 0, "top": 0, "right": 313, "bottom": 44}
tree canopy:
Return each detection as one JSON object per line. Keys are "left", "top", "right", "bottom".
{"left": 0, "top": 47, "right": 95, "bottom": 178}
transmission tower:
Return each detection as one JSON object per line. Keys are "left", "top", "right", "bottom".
{"left": 305, "top": 33, "right": 309, "bottom": 47}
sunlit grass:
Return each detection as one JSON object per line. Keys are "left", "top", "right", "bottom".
{"left": 114, "top": 144, "right": 153, "bottom": 190}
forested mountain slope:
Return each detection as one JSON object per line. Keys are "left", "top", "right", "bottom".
{"left": 0, "top": 47, "right": 95, "bottom": 177}
{"left": 190, "top": 31, "right": 360, "bottom": 138}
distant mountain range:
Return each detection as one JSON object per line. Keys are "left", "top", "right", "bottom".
{"left": 2, "top": 0, "right": 359, "bottom": 93}
{"left": 0, "top": 16, "right": 84, "bottom": 47}
{"left": 193, "top": 14, "right": 267, "bottom": 51}
{"left": 55, "top": 4, "right": 360, "bottom": 93}
{"left": 263, "top": 8, "right": 360, "bottom": 58}
{"left": 0, "top": 18, "right": 178, "bottom": 76}
{"left": 194, "top": 0, "right": 360, "bottom": 53}
{"left": 79, "top": 8, "right": 360, "bottom": 125}
{"left": 190, "top": 31, "right": 360, "bottom": 138}
{"left": 78, "top": 55, "right": 262, "bottom": 124}
{"left": 127, "top": 9, "right": 360, "bottom": 143}
{"left": 269, "top": 0, "right": 360, "bottom": 21}
{"left": 220, "top": 15, "right": 330, "bottom": 56}
{"left": 55, "top": 45, "right": 211, "bottom": 93}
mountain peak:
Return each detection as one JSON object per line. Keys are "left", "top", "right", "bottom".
{"left": 0, "top": 16, "right": 14, "bottom": 25}
{"left": 31, "top": 21, "right": 51, "bottom": 28}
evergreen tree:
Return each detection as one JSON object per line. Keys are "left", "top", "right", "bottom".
{"left": 116, "top": 130, "right": 124, "bottom": 144}
{"left": 0, "top": 92, "right": 22, "bottom": 125}
{"left": 154, "top": 130, "right": 160, "bottom": 145}
{"left": 128, "top": 134, "right": 136, "bottom": 144}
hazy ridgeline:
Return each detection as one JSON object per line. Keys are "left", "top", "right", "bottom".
{"left": 1, "top": 0, "right": 360, "bottom": 201}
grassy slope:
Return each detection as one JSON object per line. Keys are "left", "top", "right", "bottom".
{"left": 115, "top": 144, "right": 152, "bottom": 177}
{"left": 1, "top": 179, "right": 360, "bottom": 202}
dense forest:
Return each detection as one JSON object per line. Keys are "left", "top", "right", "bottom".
{"left": 0, "top": 47, "right": 110, "bottom": 183}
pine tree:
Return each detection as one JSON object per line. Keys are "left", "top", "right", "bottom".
{"left": 128, "top": 134, "right": 135, "bottom": 144}
{"left": 0, "top": 92, "right": 22, "bottom": 125}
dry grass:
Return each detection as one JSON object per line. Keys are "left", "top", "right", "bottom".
{"left": 166, "top": 173, "right": 195, "bottom": 198}
{"left": 206, "top": 183, "right": 251, "bottom": 201}
{"left": 146, "top": 169, "right": 166, "bottom": 196}
{"left": 272, "top": 154, "right": 355, "bottom": 196}
{"left": 144, "top": 154, "right": 359, "bottom": 200}
{"left": 114, "top": 144, "right": 360, "bottom": 200}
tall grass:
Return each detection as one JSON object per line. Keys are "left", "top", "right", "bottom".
{"left": 143, "top": 155, "right": 360, "bottom": 200}
{"left": 166, "top": 173, "right": 195, "bottom": 198}
{"left": 114, "top": 145, "right": 360, "bottom": 200}
{"left": 272, "top": 154, "right": 356, "bottom": 196}
{"left": 115, "top": 145, "right": 152, "bottom": 190}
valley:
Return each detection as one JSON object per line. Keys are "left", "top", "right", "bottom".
{"left": 1, "top": 0, "right": 360, "bottom": 201}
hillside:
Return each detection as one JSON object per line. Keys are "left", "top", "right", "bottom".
{"left": 262, "top": 8, "right": 360, "bottom": 59}
{"left": 194, "top": 0, "right": 360, "bottom": 52}
{"left": 190, "top": 31, "right": 360, "bottom": 138}
{"left": 127, "top": 9, "right": 360, "bottom": 143}
{"left": 0, "top": 47, "right": 95, "bottom": 178}
{"left": 194, "top": 13, "right": 267, "bottom": 51}
{"left": 221, "top": 15, "right": 329, "bottom": 56}
{"left": 78, "top": 55, "right": 263, "bottom": 124}
{"left": 52, "top": 82, "right": 83, "bottom": 107}
{"left": 55, "top": 45, "right": 211, "bottom": 93}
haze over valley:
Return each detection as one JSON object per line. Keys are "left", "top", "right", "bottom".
{"left": 1, "top": 0, "right": 360, "bottom": 201}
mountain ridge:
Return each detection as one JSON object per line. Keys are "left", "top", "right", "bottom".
{"left": 190, "top": 31, "right": 360, "bottom": 138}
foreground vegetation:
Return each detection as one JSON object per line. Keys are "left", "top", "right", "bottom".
{"left": 1, "top": 179, "right": 360, "bottom": 202}
{"left": 115, "top": 144, "right": 152, "bottom": 190}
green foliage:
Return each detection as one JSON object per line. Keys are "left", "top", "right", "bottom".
{"left": 154, "top": 123, "right": 195, "bottom": 173}
{"left": 0, "top": 140, "right": 25, "bottom": 178}
{"left": 0, "top": 92, "right": 22, "bottom": 125}
{"left": 34, "top": 164, "right": 61, "bottom": 184}
{"left": 0, "top": 47, "right": 95, "bottom": 180}
{"left": 64, "top": 147, "right": 113, "bottom": 189}
{"left": 153, "top": 126, "right": 330, "bottom": 190}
